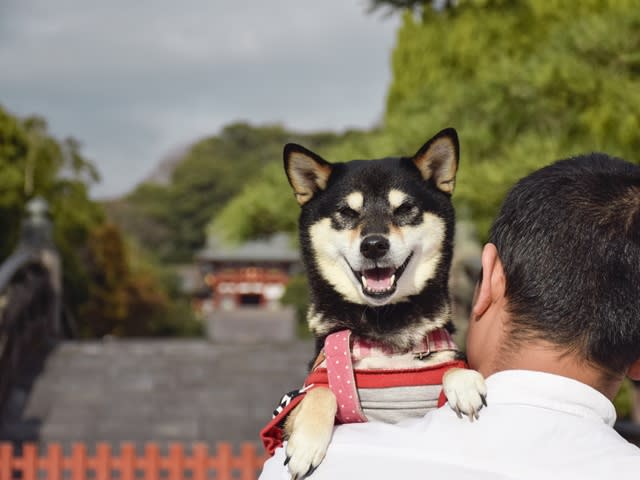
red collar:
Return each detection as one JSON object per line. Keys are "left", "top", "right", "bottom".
{"left": 321, "top": 328, "right": 458, "bottom": 423}
{"left": 349, "top": 328, "right": 459, "bottom": 361}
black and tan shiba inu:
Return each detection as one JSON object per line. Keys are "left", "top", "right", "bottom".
{"left": 271, "top": 128, "right": 486, "bottom": 479}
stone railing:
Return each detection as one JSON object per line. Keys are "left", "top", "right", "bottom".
{"left": 0, "top": 198, "right": 62, "bottom": 411}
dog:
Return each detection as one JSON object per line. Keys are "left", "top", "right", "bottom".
{"left": 271, "top": 128, "right": 486, "bottom": 479}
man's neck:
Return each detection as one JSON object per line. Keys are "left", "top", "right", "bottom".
{"left": 490, "top": 341, "right": 623, "bottom": 400}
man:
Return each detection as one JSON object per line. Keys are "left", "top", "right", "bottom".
{"left": 260, "top": 153, "right": 640, "bottom": 479}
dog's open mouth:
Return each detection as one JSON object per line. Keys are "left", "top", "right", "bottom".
{"left": 352, "top": 253, "right": 413, "bottom": 299}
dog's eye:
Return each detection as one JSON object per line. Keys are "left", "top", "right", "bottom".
{"left": 338, "top": 206, "right": 359, "bottom": 219}
{"left": 394, "top": 203, "right": 415, "bottom": 216}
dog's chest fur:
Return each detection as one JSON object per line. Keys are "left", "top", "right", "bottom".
{"left": 354, "top": 349, "right": 456, "bottom": 370}
{"left": 284, "top": 128, "right": 460, "bottom": 351}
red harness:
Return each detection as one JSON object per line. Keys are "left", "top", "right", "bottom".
{"left": 260, "top": 329, "right": 466, "bottom": 456}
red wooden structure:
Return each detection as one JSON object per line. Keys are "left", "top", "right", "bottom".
{"left": 0, "top": 442, "right": 268, "bottom": 480}
{"left": 205, "top": 267, "right": 290, "bottom": 308}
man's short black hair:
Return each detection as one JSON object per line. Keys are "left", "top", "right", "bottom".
{"left": 489, "top": 153, "right": 640, "bottom": 374}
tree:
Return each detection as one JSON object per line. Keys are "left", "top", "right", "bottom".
{"left": 213, "top": 2, "right": 640, "bottom": 243}
{"left": 369, "top": 0, "right": 458, "bottom": 16}
{"left": 0, "top": 106, "right": 106, "bottom": 322}
{"left": 0, "top": 105, "right": 195, "bottom": 338}
{"left": 112, "top": 123, "right": 351, "bottom": 258}
{"left": 384, "top": 0, "right": 640, "bottom": 237}
{"left": 79, "top": 223, "right": 197, "bottom": 337}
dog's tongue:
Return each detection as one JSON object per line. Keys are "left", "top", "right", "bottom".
{"left": 363, "top": 267, "right": 395, "bottom": 291}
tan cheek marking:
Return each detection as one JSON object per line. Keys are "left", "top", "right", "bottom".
{"left": 389, "top": 224, "right": 404, "bottom": 241}
{"left": 388, "top": 189, "right": 407, "bottom": 209}
{"left": 346, "top": 191, "right": 364, "bottom": 211}
{"left": 349, "top": 225, "right": 362, "bottom": 246}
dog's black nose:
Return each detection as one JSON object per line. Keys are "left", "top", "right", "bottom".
{"left": 360, "top": 235, "right": 390, "bottom": 259}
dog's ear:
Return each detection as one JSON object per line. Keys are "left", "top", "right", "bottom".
{"left": 284, "top": 144, "right": 333, "bottom": 206}
{"left": 412, "top": 128, "right": 459, "bottom": 194}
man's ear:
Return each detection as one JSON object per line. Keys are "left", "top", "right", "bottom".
{"left": 627, "top": 359, "right": 640, "bottom": 381}
{"left": 472, "top": 243, "right": 506, "bottom": 318}
{"left": 412, "top": 128, "right": 459, "bottom": 194}
{"left": 284, "top": 144, "right": 333, "bottom": 206}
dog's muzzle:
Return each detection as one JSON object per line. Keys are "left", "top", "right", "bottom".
{"left": 350, "top": 245, "right": 414, "bottom": 300}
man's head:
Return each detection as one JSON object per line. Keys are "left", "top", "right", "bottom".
{"left": 467, "top": 153, "right": 640, "bottom": 392}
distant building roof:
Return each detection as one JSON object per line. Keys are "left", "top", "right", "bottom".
{"left": 196, "top": 233, "right": 300, "bottom": 263}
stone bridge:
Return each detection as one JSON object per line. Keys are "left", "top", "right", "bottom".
{"left": 1, "top": 199, "right": 639, "bottom": 452}
{"left": 2, "top": 337, "right": 312, "bottom": 449}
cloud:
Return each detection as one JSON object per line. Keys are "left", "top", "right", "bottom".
{"left": 0, "top": 0, "right": 399, "bottom": 197}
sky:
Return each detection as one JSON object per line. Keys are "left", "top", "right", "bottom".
{"left": 0, "top": 1, "right": 400, "bottom": 198}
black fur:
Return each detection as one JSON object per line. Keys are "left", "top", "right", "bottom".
{"left": 285, "top": 129, "right": 460, "bottom": 355}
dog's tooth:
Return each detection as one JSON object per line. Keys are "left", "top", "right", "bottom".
{"left": 390, "top": 274, "right": 395, "bottom": 285}
{"left": 361, "top": 275, "right": 368, "bottom": 289}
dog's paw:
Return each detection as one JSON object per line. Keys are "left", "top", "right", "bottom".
{"left": 283, "top": 388, "right": 337, "bottom": 479}
{"left": 285, "top": 419, "right": 333, "bottom": 480}
{"left": 442, "top": 368, "right": 487, "bottom": 421}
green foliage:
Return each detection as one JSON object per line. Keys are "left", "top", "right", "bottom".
{"left": 280, "top": 274, "right": 312, "bottom": 339}
{"left": 79, "top": 223, "right": 202, "bottom": 337}
{"left": 114, "top": 123, "right": 348, "bottom": 258}
{"left": 614, "top": 378, "right": 634, "bottom": 420}
{"left": 213, "top": 2, "right": 640, "bottom": 244}
{"left": 211, "top": 127, "right": 399, "bottom": 243}
{"left": 0, "top": 105, "right": 107, "bottom": 320}
{"left": 0, "top": 105, "right": 196, "bottom": 338}
{"left": 385, "top": 0, "right": 640, "bottom": 238}
{"left": 205, "top": 1, "right": 640, "bottom": 347}
{"left": 105, "top": 183, "right": 176, "bottom": 260}
{"left": 211, "top": 162, "right": 298, "bottom": 243}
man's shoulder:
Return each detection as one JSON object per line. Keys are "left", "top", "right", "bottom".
{"left": 553, "top": 450, "right": 640, "bottom": 480}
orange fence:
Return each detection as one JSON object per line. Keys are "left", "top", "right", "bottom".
{"left": 0, "top": 442, "right": 268, "bottom": 480}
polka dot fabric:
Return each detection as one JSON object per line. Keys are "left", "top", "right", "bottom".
{"left": 325, "top": 330, "right": 367, "bottom": 423}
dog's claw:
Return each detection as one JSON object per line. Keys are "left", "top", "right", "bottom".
{"left": 288, "top": 463, "right": 317, "bottom": 480}
{"left": 443, "top": 368, "right": 487, "bottom": 421}
{"left": 284, "top": 455, "right": 291, "bottom": 466}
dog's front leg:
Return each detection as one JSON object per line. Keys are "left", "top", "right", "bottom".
{"left": 283, "top": 386, "right": 337, "bottom": 480}
{"left": 442, "top": 368, "right": 487, "bottom": 421}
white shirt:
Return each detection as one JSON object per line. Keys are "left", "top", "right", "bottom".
{"left": 260, "top": 370, "right": 640, "bottom": 479}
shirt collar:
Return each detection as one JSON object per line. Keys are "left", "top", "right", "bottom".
{"left": 485, "top": 369, "right": 617, "bottom": 426}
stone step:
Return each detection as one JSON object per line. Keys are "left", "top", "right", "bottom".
{"left": 1, "top": 339, "right": 314, "bottom": 449}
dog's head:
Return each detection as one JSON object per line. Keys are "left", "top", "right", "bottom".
{"left": 284, "top": 128, "right": 459, "bottom": 339}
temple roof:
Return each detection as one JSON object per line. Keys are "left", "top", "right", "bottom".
{"left": 196, "top": 233, "right": 300, "bottom": 263}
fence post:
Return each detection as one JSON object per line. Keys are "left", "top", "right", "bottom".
{"left": 22, "top": 443, "right": 38, "bottom": 480}
{"left": 167, "top": 443, "right": 184, "bottom": 480}
{"left": 96, "top": 442, "right": 112, "bottom": 480}
{"left": 216, "top": 443, "right": 233, "bottom": 480}
{"left": 121, "top": 443, "right": 135, "bottom": 480}
{"left": 0, "top": 443, "right": 12, "bottom": 480}
{"left": 192, "top": 443, "right": 208, "bottom": 480}
{"left": 71, "top": 443, "right": 87, "bottom": 480}
{"left": 46, "top": 443, "right": 63, "bottom": 480}
{"left": 239, "top": 443, "right": 261, "bottom": 480}
{"left": 144, "top": 443, "right": 160, "bottom": 480}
